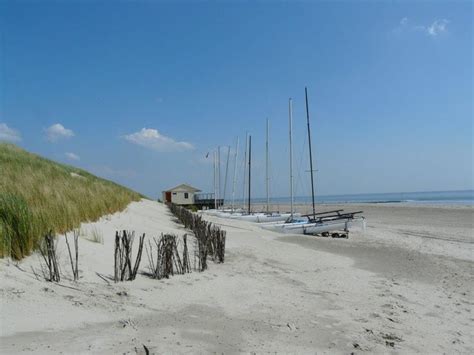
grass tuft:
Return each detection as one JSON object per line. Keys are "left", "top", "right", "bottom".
{"left": 80, "top": 226, "right": 104, "bottom": 244}
{"left": 0, "top": 143, "right": 143, "bottom": 259}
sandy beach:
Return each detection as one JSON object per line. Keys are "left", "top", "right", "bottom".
{"left": 1, "top": 200, "right": 473, "bottom": 354}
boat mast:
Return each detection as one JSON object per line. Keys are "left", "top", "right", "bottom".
{"left": 266, "top": 118, "right": 270, "bottom": 213}
{"left": 289, "top": 98, "right": 294, "bottom": 218}
{"left": 217, "top": 146, "right": 221, "bottom": 208}
{"left": 248, "top": 135, "right": 252, "bottom": 214}
{"left": 305, "top": 87, "right": 316, "bottom": 217}
{"left": 231, "top": 137, "right": 239, "bottom": 211}
{"left": 213, "top": 150, "right": 217, "bottom": 209}
{"left": 242, "top": 132, "right": 248, "bottom": 209}
{"left": 223, "top": 145, "right": 230, "bottom": 206}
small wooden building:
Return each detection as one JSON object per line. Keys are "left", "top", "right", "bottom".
{"left": 162, "top": 184, "right": 201, "bottom": 205}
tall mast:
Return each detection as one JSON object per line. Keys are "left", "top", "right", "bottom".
{"left": 231, "top": 137, "right": 239, "bottom": 211}
{"left": 242, "top": 132, "right": 248, "bottom": 209}
{"left": 289, "top": 98, "right": 294, "bottom": 218}
{"left": 248, "top": 135, "right": 252, "bottom": 214}
{"left": 305, "top": 87, "right": 316, "bottom": 217}
{"left": 223, "top": 145, "right": 230, "bottom": 206}
{"left": 266, "top": 118, "right": 270, "bottom": 213}
{"left": 217, "top": 146, "right": 221, "bottom": 208}
{"left": 213, "top": 151, "right": 217, "bottom": 209}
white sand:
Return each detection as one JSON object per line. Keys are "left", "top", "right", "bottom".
{"left": 1, "top": 199, "right": 473, "bottom": 354}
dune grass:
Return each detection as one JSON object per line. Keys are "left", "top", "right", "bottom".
{"left": 80, "top": 226, "right": 104, "bottom": 244}
{"left": 0, "top": 143, "right": 144, "bottom": 260}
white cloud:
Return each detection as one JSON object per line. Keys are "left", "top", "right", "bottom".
{"left": 65, "top": 152, "right": 80, "bottom": 161}
{"left": 123, "top": 128, "right": 194, "bottom": 152}
{"left": 426, "top": 19, "right": 449, "bottom": 37}
{"left": 45, "top": 123, "right": 74, "bottom": 142}
{"left": 395, "top": 17, "right": 449, "bottom": 37}
{"left": 0, "top": 123, "right": 21, "bottom": 142}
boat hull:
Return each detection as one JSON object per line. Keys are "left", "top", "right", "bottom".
{"left": 255, "top": 213, "right": 301, "bottom": 223}
{"left": 281, "top": 217, "right": 366, "bottom": 235}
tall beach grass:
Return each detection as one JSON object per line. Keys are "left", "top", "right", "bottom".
{"left": 0, "top": 143, "right": 143, "bottom": 259}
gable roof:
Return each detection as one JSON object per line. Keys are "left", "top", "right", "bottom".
{"left": 164, "top": 183, "right": 201, "bottom": 193}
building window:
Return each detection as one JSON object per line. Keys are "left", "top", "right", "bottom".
{"left": 184, "top": 192, "right": 189, "bottom": 199}
{"left": 172, "top": 192, "right": 177, "bottom": 195}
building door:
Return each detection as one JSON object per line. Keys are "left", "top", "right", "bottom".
{"left": 165, "top": 191, "right": 172, "bottom": 202}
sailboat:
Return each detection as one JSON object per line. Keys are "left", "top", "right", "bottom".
{"left": 232, "top": 119, "right": 300, "bottom": 223}
{"left": 214, "top": 137, "right": 245, "bottom": 218}
{"left": 263, "top": 87, "right": 365, "bottom": 236}
{"left": 253, "top": 116, "right": 300, "bottom": 223}
{"left": 233, "top": 135, "right": 269, "bottom": 221}
{"left": 257, "top": 98, "right": 308, "bottom": 227}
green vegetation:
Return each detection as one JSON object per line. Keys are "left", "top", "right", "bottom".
{"left": 0, "top": 143, "right": 143, "bottom": 259}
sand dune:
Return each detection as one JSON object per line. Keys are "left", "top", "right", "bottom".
{"left": 1, "top": 200, "right": 472, "bottom": 353}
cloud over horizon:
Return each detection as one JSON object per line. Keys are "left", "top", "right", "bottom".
{"left": 65, "top": 152, "right": 80, "bottom": 161}
{"left": 0, "top": 123, "right": 21, "bottom": 142}
{"left": 45, "top": 123, "right": 74, "bottom": 142}
{"left": 123, "top": 128, "right": 194, "bottom": 152}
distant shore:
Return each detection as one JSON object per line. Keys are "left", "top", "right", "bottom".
{"left": 230, "top": 189, "right": 474, "bottom": 207}
{"left": 235, "top": 201, "right": 474, "bottom": 214}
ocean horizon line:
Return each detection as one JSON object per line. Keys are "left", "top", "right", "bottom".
{"left": 229, "top": 189, "right": 473, "bottom": 206}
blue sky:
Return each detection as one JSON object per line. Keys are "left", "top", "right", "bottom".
{"left": 1, "top": 1, "right": 472, "bottom": 199}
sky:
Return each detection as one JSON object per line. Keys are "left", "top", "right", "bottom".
{"left": 1, "top": 0, "right": 472, "bottom": 200}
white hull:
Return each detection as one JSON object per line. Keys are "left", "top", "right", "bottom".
{"left": 201, "top": 209, "right": 244, "bottom": 217}
{"left": 234, "top": 213, "right": 267, "bottom": 222}
{"left": 216, "top": 211, "right": 244, "bottom": 218}
{"left": 231, "top": 212, "right": 301, "bottom": 223}
{"left": 281, "top": 217, "right": 366, "bottom": 235}
{"left": 255, "top": 213, "right": 301, "bottom": 223}
{"left": 260, "top": 218, "right": 308, "bottom": 230}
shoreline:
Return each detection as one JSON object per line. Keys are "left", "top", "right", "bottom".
{"left": 232, "top": 201, "right": 474, "bottom": 211}
{"left": 230, "top": 189, "right": 474, "bottom": 207}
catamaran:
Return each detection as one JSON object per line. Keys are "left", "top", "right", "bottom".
{"left": 231, "top": 119, "right": 299, "bottom": 223}
{"left": 262, "top": 87, "right": 365, "bottom": 237}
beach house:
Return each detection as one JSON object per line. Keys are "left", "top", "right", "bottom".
{"left": 162, "top": 183, "right": 224, "bottom": 209}
{"left": 162, "top": 183, "right": 201, "bottom": 205}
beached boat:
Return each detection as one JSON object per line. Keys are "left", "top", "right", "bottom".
{"left": 263, "top": 209, "right": 365, "bottom": 235}
{"left": 254, "top": 212, "right": 302, "bottom": 223}
{"left": 263, "top": 88, "right": 366, "bottom": 236}
{"left": 236, "top": 118, "right": 298, "bottom": 223}
{"left": 282, "top": 216, "right": 366, "bottom": 235}
{"left": 282, "top": 212, "right": 366, "bottom": 236}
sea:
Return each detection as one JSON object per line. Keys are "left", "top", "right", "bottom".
{"left": 245, "top": 190, "right": 474, "bottom": 206}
